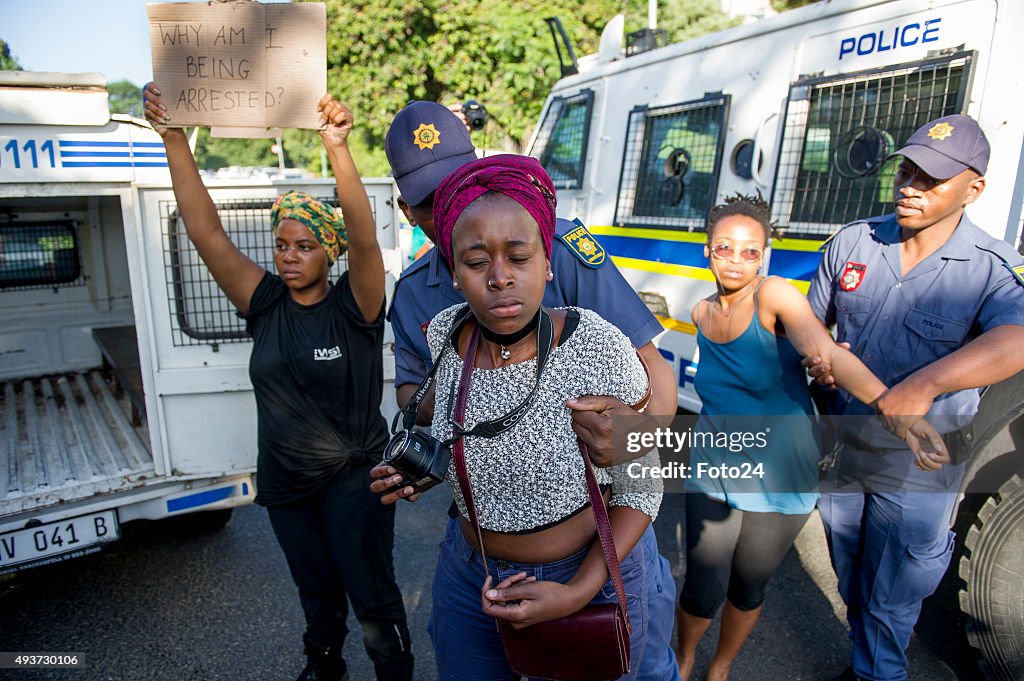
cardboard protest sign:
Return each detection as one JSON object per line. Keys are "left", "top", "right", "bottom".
{"left": 211, "top": 126, "right": 280, "bottom": 139}
{"left": 147, "top": 1, "right": 326, "bottom": 129}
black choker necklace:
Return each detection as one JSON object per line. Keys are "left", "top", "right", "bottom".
{"left": 479, "top": 310, "right": 540, "bottom": 360}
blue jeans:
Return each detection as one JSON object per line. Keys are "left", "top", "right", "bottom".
{"left": 820, "top": 448, "right": 964, "bottom": 681}
{"left": 636, "top": 525, "right": 680, "bottom": 681}
{"left": 429, "top": 517, "right": 679, "bottom": 681}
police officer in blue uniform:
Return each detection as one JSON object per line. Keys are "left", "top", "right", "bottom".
{"left": 806, "top": 114, "right": 1024, "bottom": 681}
{"left": 373, "top": 101, "right": 682, "bottom": 681}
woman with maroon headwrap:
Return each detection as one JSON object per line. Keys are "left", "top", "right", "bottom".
{"left": 417, "top": 155, "right": 678, "bottom": 680}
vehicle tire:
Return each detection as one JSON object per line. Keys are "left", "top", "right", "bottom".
{"left": 959, "top": 474, "right": 1024, "bottom": 681}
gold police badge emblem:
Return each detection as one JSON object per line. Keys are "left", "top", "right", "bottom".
{"left": 577, "top": 238, "right": 597, "bottom": 256}
{"left": 557, "top": 219, "right": 607, "bottom": 268}
{"left": 413, "top": 123, "right": 441, "bottom": 151}
{"left": 927, "top": 122, "right": 954, "bottom": 141}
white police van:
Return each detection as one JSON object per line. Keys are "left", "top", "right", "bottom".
{"left": 528, "top": 0, "right": 1024, "bottom": 677}
{"left": 0, "top": 72, "right": 404, "bottom": 576}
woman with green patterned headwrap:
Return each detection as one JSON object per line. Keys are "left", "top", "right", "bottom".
{"left": 143, "top": 86, "right": 414, "bottom": 681}
{"left": 270, "top": 190, "right": 349, "bottom": 267}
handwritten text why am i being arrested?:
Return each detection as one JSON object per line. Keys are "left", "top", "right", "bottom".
{"left": 157, "top": 23, "right": 287, "bottom": 113}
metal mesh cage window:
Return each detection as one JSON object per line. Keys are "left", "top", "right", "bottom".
{"left": 771, "top": 52, "right": 974, "bottom": 237}
{"left": 614, "top": 94, "right": 729, "bottom": 231}
{"left": 0, "top": 222, "right": 82, "bottom": 290}
{"left": 532, "top": 90, "right": 594, "bottom": 190}
{"left": 161, "top": 196, "right": 355, "bottom": 347}
{"left": 626, "top": 28, "right": 668, "bottom": 57}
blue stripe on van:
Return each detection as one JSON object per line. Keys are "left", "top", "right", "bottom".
{"left": 60, "top": 152, "right": 167, "bottom": 158}
{"left": 54, "top": 139, "right": 167, "bottom": 169}
{"left": 61, "top": 162, "right": 168, "bottom": 167}
{"left": 58, "top": 141, "right": 166, "bottom": 149}
{"left": 60, "top": 151, "right": 132, "bottom": 158}
{"left": 58, "top": 140, "right": 130, "bottom": 147}
{"left": 166, "top": 486, "right": 234, "bottom": 513}
{"left": 766, "top": 249, "right": 823, "bottom": 282}
{"left": 599, "top": 235, "right": 708, "bottom": 268}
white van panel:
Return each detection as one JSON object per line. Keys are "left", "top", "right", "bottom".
{"left": 161, "top": 392, "right": 256, "bottom": 476}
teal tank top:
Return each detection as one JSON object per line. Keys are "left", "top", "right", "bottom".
{"left": 689, "top": 277, "right": 820, "bottom": 514}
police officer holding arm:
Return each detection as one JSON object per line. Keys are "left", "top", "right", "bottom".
{"left": 806, "top": 114, "right": 1024, "bottom": 681}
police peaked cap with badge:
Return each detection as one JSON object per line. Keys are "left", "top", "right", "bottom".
{"left": 888, "top": 114, "right": 990, "bottom": 180}
{"left": 385, "top": 101, "right": 478, "bottom": 207}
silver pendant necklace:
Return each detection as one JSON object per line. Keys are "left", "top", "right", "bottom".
{"left": 479, "top": 310, "right": 541, "bottom": 362}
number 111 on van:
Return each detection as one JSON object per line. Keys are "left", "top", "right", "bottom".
{"left": 1, "top": 139, "right": 57, "bottom": 169}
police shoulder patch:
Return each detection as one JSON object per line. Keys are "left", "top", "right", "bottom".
{"left": 1007, "top": 263, "right": 1024, "bottom": 288}
{"left": 556, "top": 218, "right": 607, "bottom": 268}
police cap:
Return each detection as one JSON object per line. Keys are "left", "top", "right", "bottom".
{"left": 889, "top": 114, "right": 990, "bottom": 179}
{"left": 385, "top": 101, "right": 477, "bottom": 207}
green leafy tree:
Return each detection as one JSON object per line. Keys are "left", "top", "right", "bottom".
{"left": 319, "top": 0, "right": 739, "bottom": 165}
{"left": 321, "top": 0, "right": 624, "bottom": 157}
{"left": 1, "top": 38, "right": 22, "bottom": 70}
{"left": 193, "top": 128, "right": 277, "bottom": 171}
{"left": 659, "top": 0, "right": 742, "bottom": 42}
{"left": 108, "top": 80, "right": 143, "bottom": 118}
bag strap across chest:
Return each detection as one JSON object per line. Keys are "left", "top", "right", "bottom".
{"left": 450, "top": 322, "right": 632, "bottom": 635}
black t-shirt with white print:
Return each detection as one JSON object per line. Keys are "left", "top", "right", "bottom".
{"left": 244, "top": 271, "right": 388, "bottom": 506}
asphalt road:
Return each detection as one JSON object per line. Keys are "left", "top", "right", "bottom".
{"left": 0, "top": 487, "right": 986, "bottom": 681}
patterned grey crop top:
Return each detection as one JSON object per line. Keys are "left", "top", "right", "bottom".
{"left": 428, "top": 304, "right": 663, "bottom": 533}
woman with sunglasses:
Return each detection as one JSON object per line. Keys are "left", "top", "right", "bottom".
{"left": 675, "top": 194, "right": 945, "bottom": 681}
{"left": 420, "top": 154, "right": 678, "bottom": 681}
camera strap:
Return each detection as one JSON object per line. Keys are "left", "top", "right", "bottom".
{"left": 393, "top": 306, "right": 474, "bottom": 434}
{"left": 394, "top": 305, "right": 554, "bottom": 442}
{"left": 448, "top": 307, "right": 553, "bottom": 441}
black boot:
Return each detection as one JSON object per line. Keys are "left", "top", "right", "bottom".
{"left": 296, "top": 642, "right": 348, "bottom": 681}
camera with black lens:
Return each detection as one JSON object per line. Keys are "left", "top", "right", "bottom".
{"left": 382, "top": 428, "right": 451, "bottom": 495}
{"left": 462, "top": 99, "right": 488, "bottom": 131}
